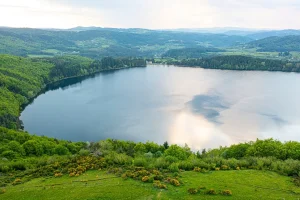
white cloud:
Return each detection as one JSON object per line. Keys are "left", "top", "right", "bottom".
{"left": 0, "top": 0, "right": 300, "bottom": 29}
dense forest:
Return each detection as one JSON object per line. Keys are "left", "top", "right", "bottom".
{"left": 162, "top": 47, "right": 224, "bottom": 59}
{"left": 0, "top": 54, "right": 146, "bottom": 129}
{"left": 246, "top": 35, "right": 300, "bottom": 52}
{"left": 162, "top": 55, "right": 300, "bottom": 72}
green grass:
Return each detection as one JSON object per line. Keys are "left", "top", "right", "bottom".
{"left": 1, "top": 170, "right": 299, "bottom": 200}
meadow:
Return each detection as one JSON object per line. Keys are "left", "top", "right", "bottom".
{"left": 1, "top": 170, "right": 299, "bottom": 200}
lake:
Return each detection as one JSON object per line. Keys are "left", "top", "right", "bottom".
{"left": 20, "top": 65, "right": 300, "bottom": 150}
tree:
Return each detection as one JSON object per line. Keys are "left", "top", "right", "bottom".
{"left": 7, "top": 141, "right": 25, "bottom": 156}
{"left": 165, "top": 145, "right": 188, "bottom": 160}
{"left": 163, "top": 141, "right": 169, "bottom": 150}
{"left": 54, "top": 145, "right": 69, "bottom": 155}
{"left": 22, "top": 140, "right": 44, "bottom": 156}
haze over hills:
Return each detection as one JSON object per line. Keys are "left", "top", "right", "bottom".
{"left": 0, "top": 27, "right": 254, "bottom": 58}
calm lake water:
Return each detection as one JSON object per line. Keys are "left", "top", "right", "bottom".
{"left": 20, "top": 65, "right": 300, "bottom": 150}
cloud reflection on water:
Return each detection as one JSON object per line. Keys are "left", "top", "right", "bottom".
{"left": 168, "top": 110, "right": 232, "bottom": 150}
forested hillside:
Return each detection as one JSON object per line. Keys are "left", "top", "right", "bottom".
{"left": 163, "top": 55, "right": 300, "bottom": 72}
{"left": 0, "top": 54, "right": 146, "bottom": 129}
{"left": 0, "top": 27, "right": 253, "bottom": 58}
{"left": 246, "top": 35, "right": 300, "bottom": 52}
{"left": 162, "top": 47, "right": 224, "bottom": 59}
{"left": 246, "top": 29, "right": 300, "bottom": 40}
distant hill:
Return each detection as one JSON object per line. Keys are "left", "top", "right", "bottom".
{"left": 246, "top": 35, "right": 300, "bottom": 52}
{"left": 0, "top": 27, "right": 253, "bottom": 58}
{"left": 162, "top": 47, "right": 224, "bottom": 59}
{"left": 160, "top": 28, "right": 300, "bottom": 40}
{"left": 247, "top": 29, "right": 300, "bottom": 40}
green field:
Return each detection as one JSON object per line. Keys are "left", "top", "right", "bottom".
{"left": 1, "top": 170, "right": 299, "bottom": 200}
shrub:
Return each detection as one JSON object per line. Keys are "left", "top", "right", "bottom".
{"left": 106, "top": 153, "right": 132, "bottom": 165}
{"left": 293, "top": 176, "right": 300, "bottom": 187}
{"left": 134, "top": 157, "right": 147, "bottom": 167}
{"left": 154, "top": 151, "right": 163, "bottom": 158}
{"left": 281, "top": 159, "right": 300, "bottom": 176}
{"left": 168, "top": 163, "right": 179, "bottom": 173}
{"left": 0, "top": 164, "right": 10, "bottom": 173}
{"left": 247, "top": 139, "right": 286, "bottom": 159}
{"left": 206, "top": 189, "right": 217, "bottom": 195}
{"left": 198, "top": 186, "right": 206, "bottom": 190}
{"left": 227, "top": 158, "right": 238, "bottom": 169}
{"left": 153, "top": 180, "right": 167, "bottom": 189}
{"left": 79, "top": 149, "right": 90, "bottom": 156}
{"left": 8, "top": 141, "right": 24, "bottom": 155}
{"left": 221, "top": 165, "right": 229, "bottom": 170}
{"left": 197, "top": 161, "right": 210, "bottom": 170}
{"left": 12, "top": 178, "right": 22, "bottom": 185}
{"left": 0, "top": 146, "right": 9, "bottom": 154}
{"left": 154, "top": 157, "right": 169, "bottom": 169}
{"left": 154, "top": 175, "right": 164, "bottom": 181}
{"left": 114, "top": 154, "right": 133, "bottom": 165}
{"left": 10, "top": 161, "right": 26, "bottom": 171}
{"left": 54, "top": 172, "right": 63, "bottom": 177}
{"left": 22, "top": 140, "right": 44, "bottom": 156}
{"left": 165, "top": 145, "right": 188, "bottom": 160}
{"left": 0, "top": 188, "right": 6, "bottom": 194}
{"left": 1, "top": 150, "right": 18, "bottom": 160}
{"left": 188, "top": 188, "right": 198, "bottom": 194}
{"left": 54, "top": 145, "right": 69, "bottom": 155}
{"left": 165, "top": 156, "right": 179, "bottom": 163}
{"left": 144, "top": 152, "right": 153, "bottom": 158}
{"left": 178, "top": 160, "right": 194, "bottom": 170}
{"left": 193, "top": 167, "right": 201, "bottom": 172}
{"left": 221, "top": 190, "right": 232, "bottom": 196}
{"left": 69, "top": 172, "right": 75, "bottom": 177}
{"left": 142, "top": 176, "right": 150, "bottom": 182}
{"left": 170, "top": 178, "right": 180, "bottom": 186}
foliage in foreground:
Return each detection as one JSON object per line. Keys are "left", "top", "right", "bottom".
{"left": 1, "top": 127, "right": 300, "bottom": 189}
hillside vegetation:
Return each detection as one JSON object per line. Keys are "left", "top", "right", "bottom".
{"left": 162, "top": 47, "right": 224, "bottom": 59}
{"left": 246, "top": 35, "right": 300, "bottom": 52}
{"left": 162, "top": 55, "right": 300, "bottom": 72}
{"left": 1, "top": 126, "right": 300, "bottom": 199}
{"left": 0, "top": 27, "right": 253, "bottom": 58}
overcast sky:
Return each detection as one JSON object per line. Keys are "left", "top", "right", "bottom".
{"left": 0, "top": 0, "right": 300, "bottom": 29}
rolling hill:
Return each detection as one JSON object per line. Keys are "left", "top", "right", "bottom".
{"left": 0, "top": 27, "right": 253, "bottom": 58}
{"left": 246, "top": 35, "right": 300, "bottom": 52}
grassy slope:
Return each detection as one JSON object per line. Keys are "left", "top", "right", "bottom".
{"left": 2, "top": 170, "right": 299, "bottom": 200}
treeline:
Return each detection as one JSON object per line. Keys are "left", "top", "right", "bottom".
{"left": 3, "top": 124, "right": 299, "bottom": 161}
{"left": 0, "top": 54, "right": 146, "bottom": 129}
{"left": 0, "top": 127, "right": 86, "bottom": 159}
{"left": 163, "top": 55, "right": 300, "bottom": 72}
{"left": 1, "top": 128, "right": 300, "bottom": 184}
{"left": 162, "top": 47, "right": 225, "bottom": 59}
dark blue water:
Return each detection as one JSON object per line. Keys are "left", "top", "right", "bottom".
{"left": 20, "top": 65, "right": 300, "bottom": 149}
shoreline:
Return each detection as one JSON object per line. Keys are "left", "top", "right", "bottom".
{"left": 19, "top": 65, "right": 146, "bottom": 129}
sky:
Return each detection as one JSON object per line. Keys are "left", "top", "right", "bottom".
{"left": 0, "top": 0, "right": 300, "bottom": 29}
